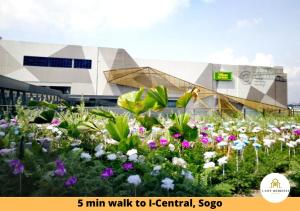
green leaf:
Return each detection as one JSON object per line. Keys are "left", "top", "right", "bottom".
{"left": 117, "top": 88, "right": 152, "bottom": 115}
{"left": 90, "top": 108, "right": 115, "bottom": 121}
{"left": 58, "top": 120, "right": 68, "bottom": 129}
{"left": 33, "top": 110, "right": 55, "bottom": 124}
{"left": 29, "top": 101, "right": 58, "bottom": 110}
{"left": 137, "top": 115, "right": 163, "bottom": 131}
{"left": 147, "top": 86, "right": 168, "bottom": 111}
{"left": 77, "top": 121, "right": 99, "bottom": 132}
{"left": 176, "top": 91, "right": 193, "bottom": 109}
{"left": 106, "top": 115, "right": 129, "bottom": 141}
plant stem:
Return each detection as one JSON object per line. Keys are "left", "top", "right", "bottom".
{"left": 19, "top": 174, "right": 22, "bottom": 196}
{"left": 236, "top": 152, "right": 239, "bottom": 172}
{"left": 255, "top": 149, "right": 259, "bottom": 172}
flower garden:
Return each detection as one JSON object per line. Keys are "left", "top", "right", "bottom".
{"left": 0, "top": 86, "right": 300, "bottom": 196}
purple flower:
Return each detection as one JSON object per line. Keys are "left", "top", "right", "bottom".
{"left": 51, "top": 119, "right": 61, "bottom": 126}
{"left": 159, "top": 138, "right": 169, "bottom": 146}
{"left": 0, "top": 119, "right": 7, "bottom": 125}
{"left": 148, "top": 141, "right": 157, "bottom": 150}
{"left": 0, "top": 123, "right": 9, "bottom": 129}
{"left": 201, "top": 137, "right": 209, "bottom": 144}
{"left": 101, "top": 167, "right": 114, "bottom": 178}
{"left": 54, "top": 159, "right": 66, "bottom": 176}
{"left": 200, "top": 132, "right": 208, "bottom": 137}
{"left": 202, "top": 127, "right": 208, "bottom": 131}
{"left": 173, "top": 133, "right": 181, "bottom": 138}
{"left": 293, "top": 129, "right": 300, "bottom": 136}
{"left": 182, "top": 140, "right": 190, "bottom": 148}
{"left": 139, "top": 127, "right": 146, "bottom": 134}
{"left": 9, "top": 159, "right": 24, "bottom": 175}
{"left": 228, "top": 135, "right": 237, "bottom": 141}
{"left": 64, "top": 176, "right": 77, "bottom": 187}
{"left": 122, "top": 162, "right": 134, "bottom": 171}
{"left": 10, "top": 118, "right": 18, "bottom": 125}
{"left": 215, "top": 136, "right": 223, "bottom": 143}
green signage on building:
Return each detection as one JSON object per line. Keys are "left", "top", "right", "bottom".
{"left": 213, "top": 72, "right": 233, "bottom": 81}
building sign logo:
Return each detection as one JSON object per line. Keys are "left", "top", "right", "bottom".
{"left": 213, "top": 72, "right": 232, "bottom": 81}
{"left": 239, "top": 71, "right": 252, "bottom": 85}
{"left": 260, "top": 173, "right": 290, "bottom": 203}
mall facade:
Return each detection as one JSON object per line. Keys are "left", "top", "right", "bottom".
{"left": 0, "top": 40, "right": 287, "bottom": 112}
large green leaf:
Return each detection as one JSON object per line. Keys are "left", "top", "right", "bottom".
{"left": 29, "top": 101, "right": 58, "bottom": 110}
{"left": 137, "top": 115, "right": 163, "bottom": 131}
{"left": 176, "top": 91, "right": 193, "bottom": 109}
{"left": 147, "top": 86, "right": 168, "bottom": 111}
{"left": 168, "top": 113, "right": 198, "bottom": 141}
{"left": 77, "top": 121, "right": 99, "bottom": 132}
{"left": 106, "top": 115, "right": 129, "bottom": 141}
{"left": 32, "top": 110, "right": 55, "bottom": 124}
{"left": 90, "top": 108, "right": 115, "bottom": 121}
{"left": 117, "top": 88, "right": 153, "bottom": 115}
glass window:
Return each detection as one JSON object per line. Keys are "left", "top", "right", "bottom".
{"left": 74, "top": 59, "right": 92, "bottom": 69}
{"left": 23, "top": 56, "right": 49, "bottom": 67}
{"left": 49, "top": 57, "right": 72, "bottom": 68}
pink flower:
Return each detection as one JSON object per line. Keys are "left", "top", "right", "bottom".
{"left": 215, "top": 136, "right": 223, "bottom": 143}
{"left": 139, "top": 127, "right": 146, "bottom": 134}
{"left": 293, "top": 129, "right": 300, "bottom": 136}
{"left": 201, "top": 137, "right": 209, "bottom": 144}
{"left": 228, "top": 135, "right": 237, "bottom": 141}
{"left": 51, "top": 119, "right": 61, "bottom": 126}
{"left": 182, "top": 140, "right": 190, "bottom": 148}
{"left": 159, "top": 138, "right": 169, "bottom": 146}
{"left": 173, "top": 133, "right": 181, "bottom": 138}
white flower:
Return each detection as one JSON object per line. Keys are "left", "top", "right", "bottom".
{"left": 127, "top": 175, "right": 142, "bottom": 186}
{"left": 252, "top": 127, "right": 262, "bottom": 133}
{"left": 203, "top": 161, "right": 215, "bottom": 169}
{"left": 105, "top": 138, "right": 119, "bottom": 145}
{"left": 263, "top": 139, "right": 275, "bottom": 148}
{"left": 272, "top": 127, "right": 281, "bottom": 133}
{"left": 95, "top": 149, "right": 105, "bottom": 158}
{"left": 172, "top": 157, "right": 187, "bottom": 168}
{"left": 72, "top": 147, "right": 81, "bottom": 152}
{"left": 287, "top": 141, "right": 297, "bottom": 148}
{"left": 182, "top": 170, "right": 194, "bottom": 180}
{"left": 204, "top": 151, "right": 216, "bottom": 161}
{"left": 107, "top": 153, "right": 117, "bottom": 161}
{"left": 217, "top": 141, "right": 228, "bottom": 147}
{"left": 238, "top": 127, "right": 247, "bottom": 133}
{"left": 151, "top": 165, "right": 161, "bottom": 176}
{"left": 153, "top": 165, "right": 161, "bottom": 171}
{"left": 217, "top": 156, "right": 228, "bottom": 166}
{"left": 161, "top": 177, "right": 174, "bottom": 190}
{"left": 0, "top": 131, "right": 5, "bottom": 137}
{"left": 168, "top": 144, "right": 175, "bottom": 152}
{"left": 239, "top": 133, "right": 248, "bottom": 141}
{"left": 0, "top": 148, "right": 15, "bottom": 156}
{"left": 95, "top": 144, "right": 104, "bottom": 152}
{"left": 42, "top": 148, "right": 48, "bottom": 153}
{"left": 126, "top": 149, "right": 137, "bottom": 156}
{"left": 27, "top": 132, "right": 35, "bottom": 138}
{"left": 80, "top": 152, "right": 92, "bottom": 161}
{"left": 71, "top": 139, "right": 82, "bottom": 147}
{"left": 128, "top": 154, "right": 138, "bottom": 162}
{"left": 46, "top": 125, "right": 54, "bottom": 130}
{"left": 138, "top": 155, "right": 145, "bottom": 163}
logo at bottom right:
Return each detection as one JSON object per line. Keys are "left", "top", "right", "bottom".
{"left": 260, "top": 173, "right": 290, "bottom": 203}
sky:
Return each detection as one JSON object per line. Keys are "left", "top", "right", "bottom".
{"left": 1, "top": 0, "right": 300, "bottom": 103}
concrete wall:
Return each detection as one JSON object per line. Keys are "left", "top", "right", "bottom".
{"left": 0, "top": 40, "right": 287, "bottom": 107}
